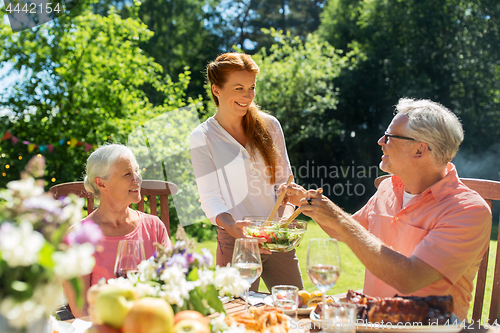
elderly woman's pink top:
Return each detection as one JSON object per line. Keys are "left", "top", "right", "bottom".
{"left": 89, "top": 211, "right": 171, "bottom": 285}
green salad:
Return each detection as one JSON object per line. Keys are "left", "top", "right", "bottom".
{"left": 245, "top": 222, "right": 307, "bottom": 252}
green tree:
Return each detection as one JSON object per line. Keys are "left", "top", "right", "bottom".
{"left": 218, "top": 0, "right": 326, "bottom": 53}
{"left": 0, "top": 1, "right": 199, "bottom": 183}
{"left": 318, "top": 0, "right": 500, "bottom": 164}
{"left": 0, "top": 1, "right": 212, "bottom": 238}
{"left": 137, "top": 0, "right": 223, "bottom": 103}
{"left": 90, "top": 0, "right": 223, "bottom": 104}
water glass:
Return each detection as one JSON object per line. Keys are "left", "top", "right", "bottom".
{"left": 232, "top": 238, "right": 263, "bottom": 310}
{"left": 321, "top": 302, "right": 357, "bottom": 333}
{"left": 307, "top": 238, "right": 342, "bottom": 318}
{"left": 114, "top": 240, "right": 145, "bottom": 278}
{"left": 272, "top": 285, "right": 299, "bottom": 316}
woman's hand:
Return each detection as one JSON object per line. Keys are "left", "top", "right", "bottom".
{"left": 227, "top": 219, "right": 251, "bottom": 239}
{"left": 216, "top": 213, "right": 271, "bottom": 254}
{"left": 278, "top": 182, "right": 308, "bottom": 206}
{"left": 234, "top": 219, "right": 272, "bottom": 254}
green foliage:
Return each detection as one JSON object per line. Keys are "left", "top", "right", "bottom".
{"left": 318, "top": 0, "right": 500, "bottom": 162}
{"left": 136, "top": 0, "right": 223, "bottom": 102}
{"left": 254, "top": 29, "right": 352, "bottom": 148}
{"left": 218, "top": 0, "right": 327, "bottom": 53}
{"left": 91, "top": 0, "right": 223, "bottom": 105}
{"left": 2, "top": 0, "right": 498, "bottom": 240}
{"left": 0, "top": 1, "right": 211, "bottom": 238}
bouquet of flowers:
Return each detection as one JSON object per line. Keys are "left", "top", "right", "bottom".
{"left": 107, "top": 227, "right": 250, "bottom": 316}
{"left": 0, "top": 156, "right": 100, "bottom": 331}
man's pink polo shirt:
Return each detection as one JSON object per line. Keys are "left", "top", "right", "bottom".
{"left": 352, "top": 163, "right": 491, "bottom": 320}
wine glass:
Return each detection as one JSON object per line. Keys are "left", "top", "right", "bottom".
{"left": 232, "top": 238, "right": 263, "bottom": 310}
{"left": 114, "top": 240, "right": 146, "bottom": 278}
{"left": 306, "top": 238, "right": 341, "bottom": 318}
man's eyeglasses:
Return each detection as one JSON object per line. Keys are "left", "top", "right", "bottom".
{"left": 382, "top": 133, "right": 416, "bottom": 144}
{"left": 382, "top": 132, "right": 432, "bottom": 151}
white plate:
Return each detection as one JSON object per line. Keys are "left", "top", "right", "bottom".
{"left": 309, "top": 311, "right": 462, "bottom": 332}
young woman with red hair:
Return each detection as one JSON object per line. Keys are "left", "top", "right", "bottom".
{"left": 190, "top": 53, "right": 303, "bottom": 291}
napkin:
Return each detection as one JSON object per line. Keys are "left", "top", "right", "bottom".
{"left": 72, "top": 319, "right": 93, "bottom": 333}
{"left": 240, "top": 291, "right": 271, "bottom": 306}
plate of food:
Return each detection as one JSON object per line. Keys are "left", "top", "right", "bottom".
{"left": 244, "top": 217, "right": 307, "bottom": 252}
{"left": 309, "top": 290, "right": 462, "bottom": 333}
{"left": 225, "top": 305, "right": 304, "bottom": 332}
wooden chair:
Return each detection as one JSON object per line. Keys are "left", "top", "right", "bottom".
{"left": 49, "top": 180, "right": 178, "bottom": 236}
{"left": 374, "top": 174, "right": 500, "bottom": 321}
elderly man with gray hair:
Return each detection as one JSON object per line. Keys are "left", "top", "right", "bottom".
{"left": 282, "top": 98, "right": 491, "bottom": 320}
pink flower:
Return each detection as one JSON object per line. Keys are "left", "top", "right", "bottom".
{"left": 65, "top": 219, "right": 102, "bottom": 246}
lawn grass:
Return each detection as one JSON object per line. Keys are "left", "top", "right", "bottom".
{"left": 194, "top": 223, "right": 498, "bottom": 321}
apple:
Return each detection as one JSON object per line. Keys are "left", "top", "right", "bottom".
{"left": 122, "top": 297, "right": 174, "bottom": 333}
{"left": 173, "top": 310, "right": 205, "bottom": 325}
{"left": 173, "top": 319, "right": 210, "bottom": 333}
{"left": 94, "top": 284, "right": 138, "bottom": 329}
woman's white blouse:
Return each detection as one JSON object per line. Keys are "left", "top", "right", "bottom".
{"left": 190, "top": 114, "right": 293, "bottom": 225}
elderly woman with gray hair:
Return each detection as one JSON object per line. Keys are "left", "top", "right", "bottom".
{"left": 63, "top": 144, "right": 171, "bottom": 316}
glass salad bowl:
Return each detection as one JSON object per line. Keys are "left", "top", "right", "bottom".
{"left": 243, "top": 216, "right": 308, "bottom": 252}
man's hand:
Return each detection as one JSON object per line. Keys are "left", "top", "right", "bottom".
{"left": 299, "top": 189, "right": 343, "bottom": 227}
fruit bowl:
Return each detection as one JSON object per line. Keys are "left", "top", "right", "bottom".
{"left": 243, "top": 217, "right": 307, "bottom": 252}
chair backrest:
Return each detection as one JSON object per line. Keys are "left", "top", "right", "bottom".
{"left": 49, "top": 180, "right": 178, "bottom": 236}
{"left": 374, "top": 175, "right": 500, "bottom": 321}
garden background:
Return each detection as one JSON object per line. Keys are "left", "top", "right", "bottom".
{"left": 1, "top": 0, "right": 499, "bottom": 320}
